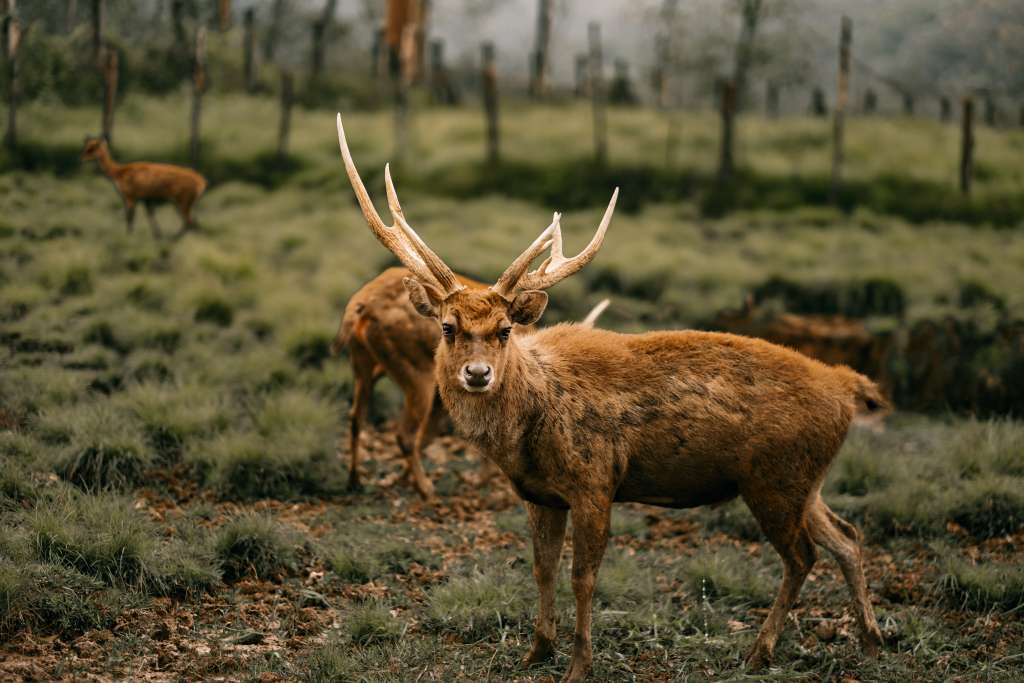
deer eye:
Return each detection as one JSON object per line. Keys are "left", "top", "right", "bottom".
{"left": 497, "top": 327, "right": 512, "bottom": 343}
{"left": 441, "top": 323, "right": 455, "bottom": 340}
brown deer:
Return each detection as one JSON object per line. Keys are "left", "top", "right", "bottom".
{"left": 336, "top": 114, "right": 886, "bottom": 682}
{"left": 81, "top": 136, "right": 207, "bottom": 238}
{"left": 332, "top": 266, "right": 609, "bottom": 498}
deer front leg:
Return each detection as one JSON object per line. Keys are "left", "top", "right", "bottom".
{"left": 523, "top": 502, "right": 568, "bottom": 666}
{"left": 124, "top": 200, "right": 136, "bottom": 232}
{"left": 563, "top": 499, "right": 611, "bottom": 683}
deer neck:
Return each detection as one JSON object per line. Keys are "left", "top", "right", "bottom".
{"left": 437, "top": 340, "right": 546, "bottom": 470}
{"left": 94, "top": 147, "right": 121, "bottom": 177}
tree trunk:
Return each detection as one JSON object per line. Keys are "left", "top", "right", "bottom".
{"left": 902, "top": 93, "right": 914, "bottom": 116}
{"left": 242, "top": 7, "right": 255, "bottom": 92}
{"left": 574, "top": 53, "right": 588, "bottom": 98}
{"left": 66, "top": 0, "right": 77, "bottom": 33}
{"left": 190, "top": 26, "right": 206, "bottom": 168}
{"left": 528, "top": 0, "right": 552, "bottom": 98}
{"left": 101, "top": 46, "right": 118, "bottom": 147}
{"left": 765, "top": 82, "right": 779, "bottom": 118}
{"left": 277, "top": 70, "right": 293, "bottom": 159}
{"left": 310, "top": 0, "right": 337, "bottom": 82}
{"left": 481, "top": 42, "right": 499, "bottom": 164}
{"left": 218, "top": 0, "right": 230, "bottom": 32}
{"left": 863, "top": 88, "right": 876, "bottom": 114}
{"left": 588, "top": 22, "right": 606, "bottom": 165}
{"left": 732, "top": 0, "right": 762, "bottom": 112}
{"left": 940, "top": 96, "right": 951, "bottom": 122}
{"left": 811, "top": 87, "right": 827, "bottom": 116}
{"left": 263, "top": 0, "right": 285, "bottom": 61}
{"left": 718, "top": 79, "right": 736, "bottom": 180}
{"left": 960, "top": 97, "right": 974, "bottom": 196}
{"left": 91, "top": 0, "right": 103, "bottom": 59}
{"left": 172, "top": 0, "right": 188, "bottom": 60}
{"left": 3, "top": 9, "right": 19, "bottom": 152}
{"left": 830, "top": 16, "right": 851, "bottom": 203}
{"left": 983, "top": 96, "right": 996, "bottom": 126}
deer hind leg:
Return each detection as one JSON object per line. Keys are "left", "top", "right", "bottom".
{"left": 143, "top": 201, "right": 163, "bottom": 238}
{"left": 401, "top": 380, "right": 436, "bottom": 500}
{"left": 345, "top": 346, "right": 377, "bottom": 493}
{"left": 562, "top": 498, "right": 612, "bottom": 683}
{"left": 523, "top": 502, "right": 568, "bottom": 666}
{"left": 124, "top": 199, "right": 137, "bottom": 232}
{"left": 808, "top": 495, "right": 883, "bottom": 656}
{"left": 743, "top": 490, "right": 818, "bottom": 670}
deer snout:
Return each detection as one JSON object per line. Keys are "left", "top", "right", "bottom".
{"left": 462, "top": 363, "right": 493, "bottom": 391}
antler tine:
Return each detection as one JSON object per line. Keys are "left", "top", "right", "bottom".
{"left": 336, "top": 114, "right": 460, "bottom": 293}
{"left": 385, "top": 164, "right": 462, "bottom": 294}
{"left": 491, "top": 213, "right": 560, "bottom": 297}
{"left": 518, "top": 188, "right": 619, "bottom": 291}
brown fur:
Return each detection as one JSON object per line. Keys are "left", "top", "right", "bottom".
{"left": 411, "top": 286, "right": 885, "bottom": 682}
{"left": 81, "top": 137, "right": 207, "bottom": 237}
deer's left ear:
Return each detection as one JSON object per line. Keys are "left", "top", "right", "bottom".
{"left": 509, "top": 290, "right": 548, "bottom": 326}
{"left": 403, "top": 277, "right": 445, "bottom": 319}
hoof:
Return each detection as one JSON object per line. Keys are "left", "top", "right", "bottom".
{"left": 522, "top": 639, "right": 555, "bottom": 666}
{"left": 346, "top": 478, "right": 364, "bottom": 493}
{"left": 745, "top": 646, "right": 772, "bottom": 671}
{"left": 559, "top": 661, "right": 591, "bottom": 683}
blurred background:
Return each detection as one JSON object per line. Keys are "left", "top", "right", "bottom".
{"left": 1, "top": 3, "right": 1023, "bottom": 681}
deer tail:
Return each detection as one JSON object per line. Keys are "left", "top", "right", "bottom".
{"left": 580, "top": 298, "right": 611, "bottom": 328}
{"left": 330, "top": 304, "right": 362, "bottom": 357}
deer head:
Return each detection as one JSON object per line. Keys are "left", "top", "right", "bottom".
{"left": 80, "top": 136, "right": 109, "bottom": 161}
{"left": 336, "top": 114, "right": 618, "bottom": 394}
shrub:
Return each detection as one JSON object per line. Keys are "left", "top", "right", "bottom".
{"left": 43, "top": 403, "right": 151, "bottom": 490}
{"left": 146, "top": 538, "right": 221, "bottom": 599}
{"left": 214, "top": 513, "right": 297, "bottom": 582}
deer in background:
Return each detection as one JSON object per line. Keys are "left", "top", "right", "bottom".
{"left": 337, "top": 114, "right": 886, "bottom": 682}
{"left": 80, "top": 136, "right": 207, "bottom": 238}
{"left": 332, "top": 266, "right": 609, "bottom": 498}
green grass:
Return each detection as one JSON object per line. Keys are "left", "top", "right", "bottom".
{"left": 939, "top": 558, "right": 1024, "bottom": 612}
{"left": 214, "top": 513, "right": 298, "bottom": 582}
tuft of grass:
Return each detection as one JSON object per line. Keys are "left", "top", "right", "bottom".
{"left": 680, "top": 547, "right": 775, "bottom": 607}
{"left": 194, "top": 296, "right": 234, "bottom": 327}
{"left": 698, "top": 499, "right": 764, "bottom": 541}
{"left": 347, "top": 601, "right": 404, "bottom": 646}
{"left": 214, "top": 513, "right": 297, "bottom": 582}
{"left": 146, "top": 537, "right": 222, "bottom": 599}
{"left": 427, "top": 565, "right": 529, "bottom": 639}
{"left": 115, "top": 382, "right": 227, "bottom": 462}
{"left": 939, "top": 558, "right": 1024, "bottom": 612}
{"left": 0, "top": 560, "right": 118, "bottom": 639}
{"left": 947, "top": 476, "right": 1024, "bottom": 539}
{"left": 26, "top": 492, "right": 155, "bottom": 586}
{"left": 0, "top": 461, "right": 40, "bottom": 510}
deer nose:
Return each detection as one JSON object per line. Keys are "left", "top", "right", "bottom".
{"left": 462, "top": 363, "right": 492, "bottom": 388}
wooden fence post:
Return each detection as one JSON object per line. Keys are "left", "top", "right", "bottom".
{"left": 481, "top": 42, "right": 499, "bottom": 164}
{"left": 2, "top": 4, "right": 20, "bottom": 152}
{"left": 263, "top": 0, "right": 285, "bottom": 61}
{"left": 277, "top": 70, "right": 293, "bottom": 159}
{"left": 574, "top": 53, "right": 588, "bottom": 98}
{"left": 960, "top": 97, "right": 973, "bottom": 196}
{"left": 190, "top": 26, "right": 206, "bottom": 168}
{"left": 830, "top": 15, "right": 851, "bottom": 203}
{"left": 243, "top": 7, "right": 255, "bottom": 92}
{"left": 91, "top": 0, "right": 103, "bottom": 59}
{"left": 718, "top": 79, "right": 736, "bottom": 180}
{"left": 100, "top": 46, "right": 118, "bottom": 146}
{"left": 863, "top": 88, "right": 876, "bottom": 114}
{"left": 588, "top": 21, "right": 607, "bottom": 165}
{"left": 528, "top": 0, "right": 552, "bottom": 98}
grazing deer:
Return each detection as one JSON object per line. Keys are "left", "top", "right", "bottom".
{"left": 80, "top": 136, "right": 207, "bottom": 238}
{"left": 335, "top": 114, "right": 886, "bottom": 682}
{"left": 332, "top": 266, "right": 609, "bottom": 499}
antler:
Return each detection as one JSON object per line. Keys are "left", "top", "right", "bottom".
{"left": 502, "top": 188, "right": 619, "bottom": 293}
{"left": 336, "top": 114, "right": 463, "bottom": 295}
{"left": 490, "top": 213, "right": 559, "bottom": 297}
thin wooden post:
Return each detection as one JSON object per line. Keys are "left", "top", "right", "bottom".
{"left": 528, "top": 0, "right": 552, "bottom": 98}
{"left": 100, "top": 46, "right": 118, "bottom": 147}
{"left": 190, "top": 26, "right": 206, "bottom": 168}
{"left": 481, "top": 42, "right": 499, "bottom": 164}
{"left": 242, "top": 7, "right": 255, "bottom": 92}
{"left": 263, "top": 0, "right": 285, "bottom": 61}
{"left": 960, "top": 97, "right": 974, "bottom": 196}
{"left": 830, "top": 16, "right": 851, "bottom": 203}
{"left": 766, "top": 82, "right": 779, "bottom": 118}
{"left": 574, "top": 53, "right": 588, "bottom": 98}
{"left": 91, "top": 0, "right": 103, "bottom": 59}
{"left": 940, "top": 96, "right": 951, "bottom": 122}
{"left": 863, "top": 88, "right": 876, "bottom": 114}
{"left": 66, "top": 0, "right": 77, "bottom": 33}
{"left": 277, "top": 70, "right": 293, "bottom": 159}
{"left": 718, "top": 79, "right": 736, "bottom": 180}
{"left": 218, "top": 0, "right": 230, "bottom": 32}
{"left": 588, "top": 22, "right": 607, "bottom": 165}
{"left": 2, "top": 5, "right": 20, "bottom": 152}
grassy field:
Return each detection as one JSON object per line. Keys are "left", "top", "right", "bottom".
{"left": 1, "top": 95, "right": 1024, "bottom": 681}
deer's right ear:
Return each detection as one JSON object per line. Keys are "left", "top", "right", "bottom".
{"left": 403, "top": 277, "right": 444, "bottom": 318}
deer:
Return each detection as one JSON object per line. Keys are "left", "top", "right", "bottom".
{"left": 332, "top": 266, "right": 609, "bottom": 499}
{"left": 80, "top": 136, "right": 207, "bottom": 238}
{"left": 335, "top": 114, "right": 887, "bottom": 682}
